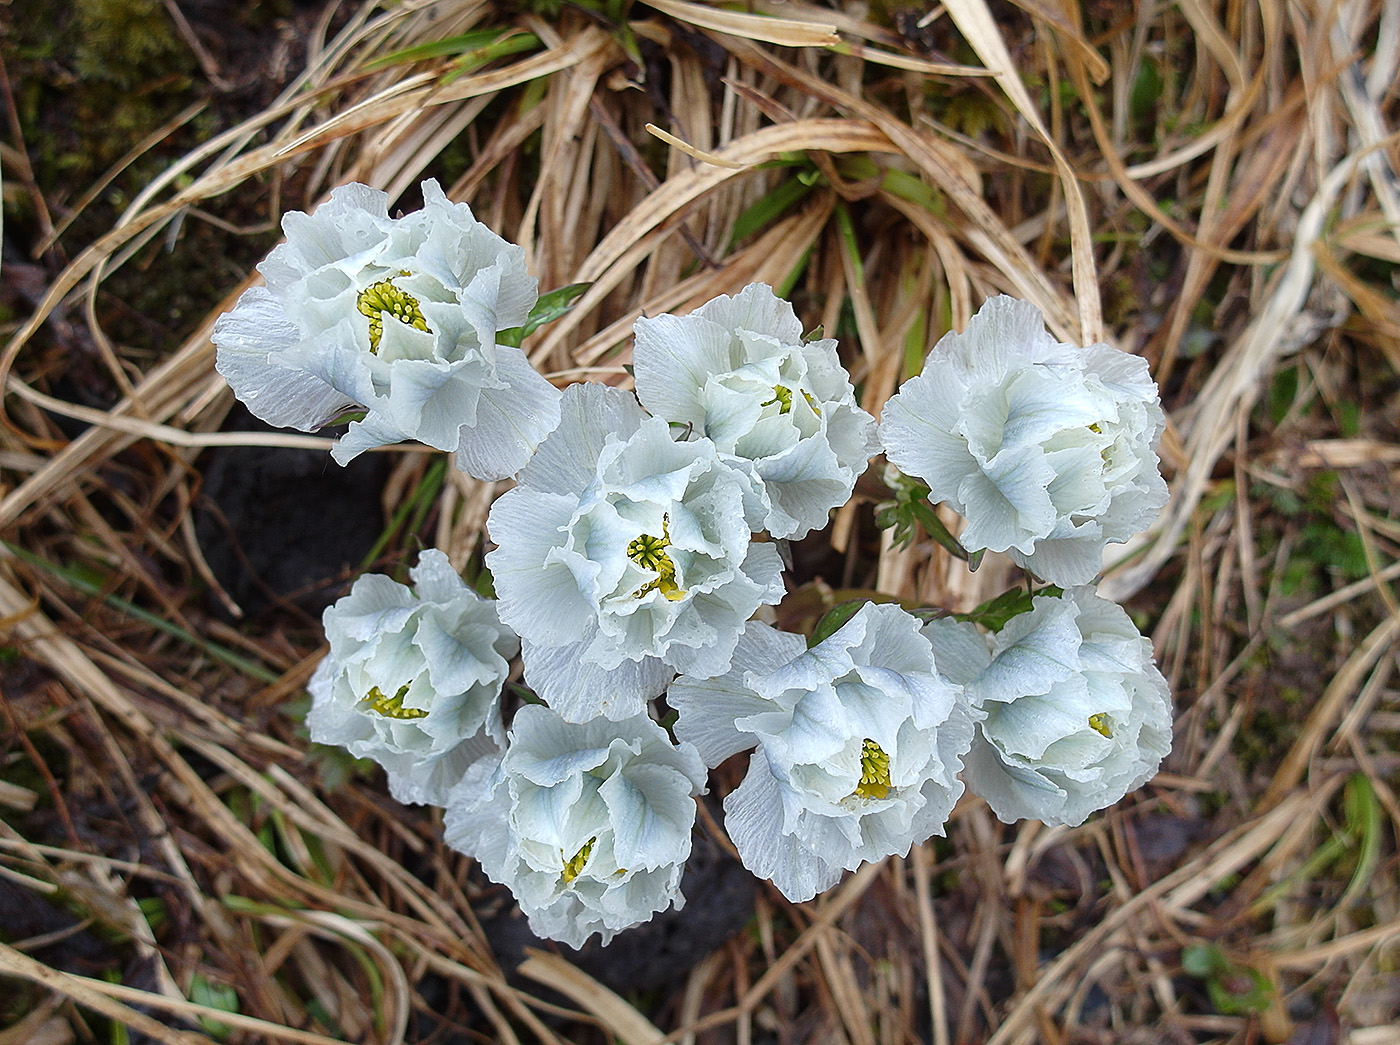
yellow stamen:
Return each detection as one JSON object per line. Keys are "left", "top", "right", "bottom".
{"left": 356, "top": 277, "right": 431, "bottom": 353}
{"left": 760, "top": 384, "right": 820, "bottom": 415}
{"left": 364, "top": 684, "right": 427, "bottom": 720}
{"left": 761, "top": 384, "right": 794, "bottom": 413}
{"left": 626, "top": 516, "right": 686, "bottom": 601}
{"left": 853, "top": 738, "right": 891, "bottom": 800}
{"left": 562, "top": 838, "right": 596, "bottom": 883}
{"left": 1088, "top": 713, "right": 1112, "bottom": 738}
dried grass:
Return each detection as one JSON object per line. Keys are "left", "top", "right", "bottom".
{"left": 3, "top": 0, "right": 1399, "bottom": 1043}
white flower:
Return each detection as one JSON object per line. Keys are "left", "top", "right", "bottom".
{"left": 486, "top": 382, "right": 785, "bottom": 722}
{"left": 213, "top": 180, "right": 560, "bottom": 480}
{"left": 633, "top": 283, "right": 879, "bottom": 539}
{"left": 442, "top": 704, "right": 707, "bottom": 948}
{"left": 879, "top": 296, "right": 1167, "bottom": 585}
{"left": 307, "top": 549, "right": 518, "bottom": 806}
{"left": 925, "top": 587, "right": 1172, "bottom": 827}
{"left": 670, "top": 603, "right": 975, "bottom": 903}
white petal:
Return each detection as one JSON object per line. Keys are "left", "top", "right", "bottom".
{"left": 961, "top": 726, "right": 1068, "bottom": 824}
{"left": 633, "top": 312, "right": 738, "bottom": 425}
{"left": 486, "top": 488, "right": 597, "bottom": 646}
{"left": 920, "top": 617, "right": 992, "bottom": 687}
{"left": 692, "top": 283, "right": 804, "bottom": 344}
{"left": 386, "top": 727, "right": 502, "bottom": 807}
{"left": 602, "top": 762, "right": 699, "bottom": 870}
{"left": 670, "top": 621, "right": 807, "bottom": 766}
{"left": 516, "top": 382, "right": 647, "bottom": 494}
{"left": 724, "top": 751, "right": 846, "bottom": 903}
{"left": 330, "top": 412, "right": 412, "bottom": 465}
{"left": 971, "top": 594, "right": 1083, "bottom": 706}
{"left": 453, "top": 346, "right": 563, "bottom": 480}
{"left": 212, "top": 287, "right": 357, "bottom": 430}
{"left": 520, "top": 636, "right": 671, "bottom": 722}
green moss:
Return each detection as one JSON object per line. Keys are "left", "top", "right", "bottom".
{"left": 74, "top": 0, "right": 191, "bottom": 87}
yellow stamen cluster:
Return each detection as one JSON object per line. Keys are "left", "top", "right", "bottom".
{"left": 562, "top": 838, "right": 596, "bottom": 883}
{"left": 626, "top": 517, "right": 686, "bottom": 601}
{"left": 761, "top": 384, "right": 794, "bottom": 413}
{"left": 356, "top": 278, "right": 431, "bottom": 353}
{"left": 1088, "top": 713, "right": 1113, "bottom": 738}
{"left": 760, "top": 384, "right": 821, "bottom": 416}
{"left": 364, "top": 684, "right": 427, "bottom": 720}
{"left": 854, "top": 738, "right": 892, "bottom": 800}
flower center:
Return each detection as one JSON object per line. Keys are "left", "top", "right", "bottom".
{"left": 562, "top": 837, "right": 596, "bottom": 883}
{"left": 760, "top": 384, "right": 820, "bottom": 416}
{"left": 1088, "top": 713, "right": 1112, "bottom": 738}
{"left": 626, "top": 516, "right": 686, "bottom": 601}
{"left": 363, "top": 684, "right": 426, "bottom": 720}
{"left": 853, "top": 738, "right": 891, "bottom": 800}
{"left": 356, "top": 277, "right": 431, "bottom": 353}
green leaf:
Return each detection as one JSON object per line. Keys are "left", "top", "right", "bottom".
{"left": 808, "top": 600, "right": 865, "bottom": 647}
{"left": 189, "top": 973, "right": 239, "bottom": 1040}
{"left": 873, "top": 471, "right": 970, "bottom": 560}
{"left": 1130, "top": 59, "right": 1163, "bottom": 125}
{"left": 508, "top": 682, "right": 544, "bottom": 705}
{"left": 880, "top": 168, "right": 942, "bottom": 215}
{"left": 498, "top": 282, "right": 591, "bottom": 347}
{"left": 361, "top": 28, "right": 521, "bottom": 69}
{"left": 728, "top": 177, "right": 814, "bottom": 246}
{"left": 361, "top": 28, "right": 542, "bottom": 81}
{"left": 441, "top": 33, "right": 544, "bottom": 83}
{"left": 1206, "top": 965, "right": 1273, "bottom": 1016}
{"left": 1182, "top": 943, "right": 1275, "bottom": 1017}
{"left": 359, "top": 456, "right": 448, "bottom": 572}
{"left": 953, "top": 587, "right": 1059, "bottom": 633}
{"left": 1181, "top": 943, "right": 1226, "bottom": 977}
{"left": 1340, "top": 773, "right": 1383, "bottom": 908}
{"left": 833, "top": 200, "right": 865, "bottom": 283}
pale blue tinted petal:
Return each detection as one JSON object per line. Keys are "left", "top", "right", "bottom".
{"left": 692, "top": 283, "right": 804, "bottom": 344}
{"left": 971, "top": 594, "right": 1083, "bottom": 706}
{"left": 724, "top": 752, "right": 846, "bottom": 903}
{"left": 920, "top": 617, "right": 992, "bottom": 687}
{"left": 602, "top": 763, "right": 697, "bottom": 870}
{"left": 516, "top": 382, "right": 646, "bottom": 493}
{"left": 633, "top": 312, "right": 737, "bottom": 424}
{"left": 519, "top": 636, "right": 671, "bottom": 722}
{"left": 212, "top": 287, "right": 357, "bottom": 430}
{"left": 961, "top": 726, "right": 1068, "bottom": 824}
{"left": 386, "top": 727, "right": 501, "bottom": 807}
{"left": 454, "top": 345, "right": 563, "bottom": 480}
{"left": 486, "top": 488, "right": 596, "bottom": 646}
{"left": 329, "top": 411, "right": 412, "bottom": 465}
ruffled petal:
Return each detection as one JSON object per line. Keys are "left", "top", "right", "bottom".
{"left": 212, "top": 287, "right": 357, "bottom": 430}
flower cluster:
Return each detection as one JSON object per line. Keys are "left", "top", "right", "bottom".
{"left": 218, "top": 182, "right": 1173, "bottom": 947}
{"left": 306, "top": 549, "right": 515, "bottom": 806}
{"left": 633, "top": 283, "right": 879, "bottom": 539}
{"left": 671, "top": 604, "right": 973, "bottom": 902}
{"left": 213, "top": 180, "right": 560, "bottom": 480}
{"left": 879, "top": 295, "right": 1167, "bottom": 585}
{"left": 444, "top": 706, "right": 707, "bottom": 947}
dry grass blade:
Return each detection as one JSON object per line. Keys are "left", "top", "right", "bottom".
{"left": 646, "top": 0, "right": 839, "bottom": 47}
{"left": 517, "top": 953, "right": 667, "bottom": 1045}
